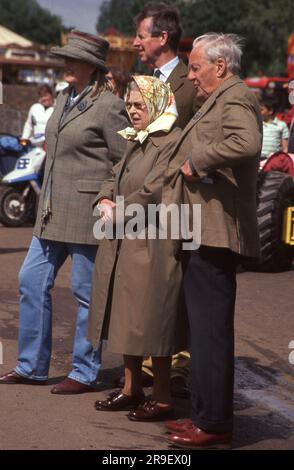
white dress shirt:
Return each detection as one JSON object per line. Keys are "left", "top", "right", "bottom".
{"left": 153, "top": 56, "right": 180, "bottom": 82}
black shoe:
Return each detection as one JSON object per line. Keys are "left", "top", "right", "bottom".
{"left": 95, "top": 389, "right": 145, "bottom": 411}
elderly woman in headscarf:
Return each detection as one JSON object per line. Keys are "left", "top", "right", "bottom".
{"left": 88, "top": 75, "right": 187, "bottom": 421}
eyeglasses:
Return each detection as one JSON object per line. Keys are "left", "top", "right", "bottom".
{"left": 126, "top": 101, "right": 147, "bottom": 112}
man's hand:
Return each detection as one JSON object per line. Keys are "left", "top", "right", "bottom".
{"left": 97, "top": 198, "right": 116, "bottom": 222}
{"left": 181, "top": 160, "right": 199, "bottom": 181}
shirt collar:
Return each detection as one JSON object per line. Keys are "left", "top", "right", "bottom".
{"left": 69, "top": 85, "right": 92, "bottom": 104}
{"left": 263, "top": 117, "right": 279, "bottom": 126}
{"left": 156, "top": 56, "right": 180, "bottom": 82}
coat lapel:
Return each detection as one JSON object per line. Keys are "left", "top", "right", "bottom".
{"left": 58, "top": 89, "right": 95, "bottom": 131}
{"left": 51, "top": 89, "right": 68, "bottom": 132}
{"left": 176, "top": 75, "right": 243, "bottom": 146}
{"left": 167, "top": 60, "right": 187, "bottom": 93}
{"left": 43, "top": 89, "right": 68, "bottom": 177}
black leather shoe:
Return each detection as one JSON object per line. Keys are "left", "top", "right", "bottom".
{"left": 95, "top": 389, "right": 145, "bottom": 411}
{"left": 0, "top": 370, "right": 47, "bottom": 385}
{"left": 128, "top": 400, "right": 174, "bottom": 421}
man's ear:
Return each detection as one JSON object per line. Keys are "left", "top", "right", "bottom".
{"left": 216, "top": 57, "right": 227, "bottom": 78}
{"left": 159, "top": 30, "right": 169, "bottom": 47}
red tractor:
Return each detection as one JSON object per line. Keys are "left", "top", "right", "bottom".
{"left": 242, "top": 76, "right": 294, "bottom": 272}
{"left": 245, "top": 75, "right": 294, "bottom": 126}
{"left": 246, "top": 155, "right": 294, "bottom": 272}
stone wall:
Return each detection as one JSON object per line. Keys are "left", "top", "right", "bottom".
{"left": 0, "top": 85, "right": 39, "bottom": 135}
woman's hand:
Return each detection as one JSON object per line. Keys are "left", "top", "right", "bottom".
{"left": 97, "top": 199, "right": 116, "bottom": 222}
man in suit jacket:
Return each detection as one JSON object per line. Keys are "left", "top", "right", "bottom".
{"left": 0, "top": 31, "right": 128, "bottom": 394}
{"left": 165, "top": 33, "right": 262, "bottom": 449}
{"left": 133, "top": 3, "right": 198, "bottom": 129}
{"left": 132, "top": 2, "right": 197, "bottom": 396}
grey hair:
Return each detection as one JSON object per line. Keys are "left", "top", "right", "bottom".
{"left": 193, "top": 33, "right": 243, "bottom": 74}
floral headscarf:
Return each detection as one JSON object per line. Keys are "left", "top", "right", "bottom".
{"left": 118, "top": 75, "right": 178, "bottom": 144}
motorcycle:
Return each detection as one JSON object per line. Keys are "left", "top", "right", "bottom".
{"left": 0, "top": 134, "right": 31, "bottom": 177}
{"left": 0, "top": 134, "right": 46, "bottom": 227}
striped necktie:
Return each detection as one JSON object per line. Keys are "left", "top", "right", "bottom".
{"left": 153, "top": 69, "right": 161, "bottom": 79}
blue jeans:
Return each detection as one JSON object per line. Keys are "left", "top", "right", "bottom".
{"left": 14, "top": 236, "right": 102, "bottom": 385}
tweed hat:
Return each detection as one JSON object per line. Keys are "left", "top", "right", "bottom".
{"left": 51, "top": 30, "right": 109, "bottom": 73}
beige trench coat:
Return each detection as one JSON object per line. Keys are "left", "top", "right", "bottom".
{"left": 88, "top": 128, "right": 188, "bottom": 356}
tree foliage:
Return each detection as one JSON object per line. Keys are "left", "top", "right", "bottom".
{"left": 0, "top": 0, "right": 65, "bottom": 45}
{"left": 97, "top": 0, "right": 294, "bottom": 75}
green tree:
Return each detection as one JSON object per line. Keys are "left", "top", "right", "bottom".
{"left": 97, "top": 0, "right": 184, "bottom": 35}
{"left": 0, "top": 0, "right": 66, "bottom": 45}
{"left": 97, "top": 0, "right": 294, "bottom": 75}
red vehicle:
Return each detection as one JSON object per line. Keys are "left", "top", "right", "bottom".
{"left": 245, "top": 75, "right": 294, "bottom": 126}
{"left": 242, "top": 75, "right": 294, "bottom": 272}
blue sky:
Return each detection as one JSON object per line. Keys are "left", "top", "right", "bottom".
{"left": 37, "top": 0, "right": 105, "bottom": 34}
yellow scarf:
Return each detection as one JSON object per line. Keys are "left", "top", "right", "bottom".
{"left": 118, "top": 75, "right": 178, "bottom": 144}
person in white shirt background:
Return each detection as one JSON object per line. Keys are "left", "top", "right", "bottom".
{"left": 260, "top": 96, "right": 289, "bottom": 159}
{"left": 21, "top": 84, "right": 54, "bottom": 140}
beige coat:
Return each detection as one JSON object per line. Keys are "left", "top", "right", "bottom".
{"left": 34, "top": 87, "right": 129, "bottom": 244}
{"left": 163, "top": 75, "right": 263, "bottom": 258}
{"left": 88, "top": 128, "right": 188, "bottom": 356}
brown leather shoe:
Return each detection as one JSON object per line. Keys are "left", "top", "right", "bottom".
{"left": 51, "top": 377, "right": 95, "bottom": 395}
{"left": 168, "top": 425, "right": 232, "bottom": 449}
{"left": 128, "top": 400, "right": 174, "bottom": 422}
{"left": 165, "top": 419, "right": 193, "bottom": 433}
{"left": 114, "top": 371, "right": 153, "bottom": 388}
{"left": 0, "top": 370, "right": 47, "bottom": 385}
{"left": 95, "top": 389, "right": 145, "bottom": 411}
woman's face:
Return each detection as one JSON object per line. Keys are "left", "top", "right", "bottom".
{"left": 126, "top": 89, "right": 149, "bottom": 131}
{"left": 63, "top": 58, "right": 95, "bottom": 88}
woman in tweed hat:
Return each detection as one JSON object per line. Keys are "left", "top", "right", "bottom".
{"left": 0, "top": 31, "right": 129, "bottom": 394}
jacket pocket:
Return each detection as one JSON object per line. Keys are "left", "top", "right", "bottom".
{"left": 76, "top": 179, "right": 103, "bottom": 193}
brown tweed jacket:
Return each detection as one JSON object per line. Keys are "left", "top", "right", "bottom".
{"left": 167, "top": 59, "right": 199, "bottom": 129}
{"left": 163, "top": 75, "right": 263, "bottom": 258}
{"left": 34, "top": 87, "right": 129, "bottom": 244}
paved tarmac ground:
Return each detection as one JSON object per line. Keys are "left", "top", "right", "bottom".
{"left": 0, "top": 226, "right": 293, "bottom": 450}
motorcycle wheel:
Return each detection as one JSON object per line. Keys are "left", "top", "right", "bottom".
{"left": 0, "top": 185, "right": 35, "bottom": 227}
